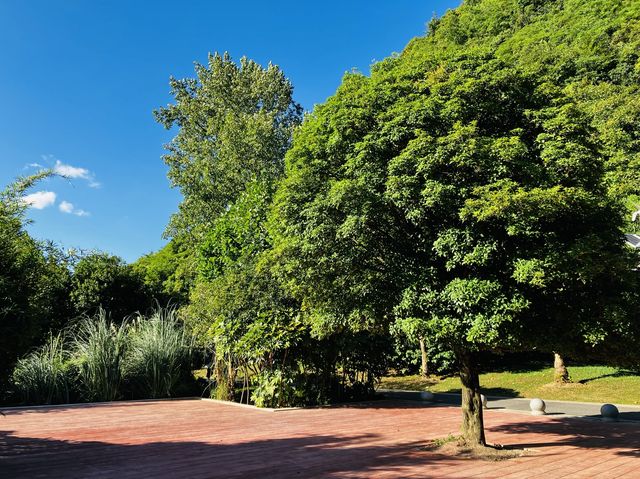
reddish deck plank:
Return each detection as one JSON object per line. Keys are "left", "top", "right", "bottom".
{"left": 1, "top": 399, "right": 638, "bottom": 478}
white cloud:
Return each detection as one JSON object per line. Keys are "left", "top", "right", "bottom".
{"left": 31, "top": 156, "right": 101, "bottom": 188}
{"left": 59, "top": 200, "right": 74, "bottom": 213}
{"left": 59, "top": 199, "right": 90, "bottom": 217}
{"left": 22, "top": 191, "right": 56, "bottom": 209}
{"left": 54, "top": 160, "right": 90, "bottom": 179}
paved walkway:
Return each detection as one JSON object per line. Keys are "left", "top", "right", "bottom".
{"left": 1, "top": 398, "right": 639, "bottom": 478}
{"left": 378, "top": 390, "right": 640, "bottom": 421}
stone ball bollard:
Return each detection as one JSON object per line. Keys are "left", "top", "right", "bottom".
{"left": 419, "top": 391, "right": 435, "bottom": 402}
{"left": 600, "top": 403, "right": 619, "bottom": 421}
{"left": 481, "top": 394, "right": 488, "bottom": 408}
{"left": 530, "top": 398, "right": 546, "bottom": 415}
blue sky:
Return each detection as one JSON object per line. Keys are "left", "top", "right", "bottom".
{"left": 0, "top": 0, "right": 459, "bottom": 262}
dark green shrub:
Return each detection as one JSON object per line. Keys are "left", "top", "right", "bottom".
{"left": 74, "top": 310, "right": 128, "bottom": 402}
{"left": 12, "top": 334, "right": 71, "bottom": 405}
{"left": 126, "top": 307, "right": 192, "bottom": 398}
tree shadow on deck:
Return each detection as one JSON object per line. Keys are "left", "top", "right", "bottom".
{"left": 488, "top": 416, "right": 640, "bottom": 457}
{"left": 432, "top": 387, "right": 520, "bottom": 400}
{"left": 2, "top": 400, "right": 639, "bottom": 478}
{"left": 0, "top": 397, "right": 202, "bottom": 417}
{"left": 0, "top": 429, "right": 458, "bottom": 479}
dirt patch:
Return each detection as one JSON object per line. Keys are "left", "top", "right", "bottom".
{"left": 541, "top": 381, "right": 585, "bottom": 390}
{"left": 421, "top": 435, "right": 528, "bottom": 461}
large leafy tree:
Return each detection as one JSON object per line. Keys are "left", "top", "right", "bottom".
{"left": 271, "top": 44, "right": 637, "bottom": 448}
{"left": 155, "top": 52, "right": 303, "bottom": 241}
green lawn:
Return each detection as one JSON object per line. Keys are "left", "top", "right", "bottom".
{"left": 379, "top": 366, "right": 640, "bottom": 405}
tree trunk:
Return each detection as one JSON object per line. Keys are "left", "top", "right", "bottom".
{"left": 459, "top": 352, "right": 486, "bottom": 447}
{"left": 419, "top": 337, "right": 428, "bottom": 378}
{"left": 213, "top": 353, "right": 235, "bottom": 401}
{"left": 226, "top": 353, "right": 236, "bottom": 399}
{"left": 553, "top": 352, "right": 570, "bottom": 383}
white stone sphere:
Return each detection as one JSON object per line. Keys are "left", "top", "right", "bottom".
{"left": 530, "top": 398, "right": 546, "bottom": 415}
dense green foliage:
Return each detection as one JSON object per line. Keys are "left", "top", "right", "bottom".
{"left": 0, "top": 173, "right": 72, "bottom": 385}
{"left": 155, "top": 52, "right": 303, "bottom": 240}
{"left": 155, "top": 54, "right": 388, "bottom": 406}
{"left": 272, "top": 61, "right": 635, "bottom": 355}
{"left": 70, "top": 252, "right": 154, "bottom": 320}
{"left": 154, "top": 54, "right": 309, "bottom": 403}
{"left": 0, "top": 174, "right": 168, "bottom": 391}
{"left": 152, "top": 1, "right": 640, "bottom": 415}
{"left": 11, "top": 307, "right": 195, "bottom": 405}
{"left": 132, "top": 240, "right": 194, "bottom": 304}
{"left": 418, "top": 0, "right": 640, "bottom": 198}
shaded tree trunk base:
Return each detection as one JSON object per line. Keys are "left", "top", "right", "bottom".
{"left": 419, "top": 338, "right": 428, "bottom": 378}
{"left": 213, "top": 356, "right": 236, "bottom": 401}
{"left": 553, "top": 352, "right": 571, "bottom": 383}
{"left": 423, "top": 435, "right": 526, "bottom": 461}
{"left": 459, "top": 352, "right": 486, "bottom": 447}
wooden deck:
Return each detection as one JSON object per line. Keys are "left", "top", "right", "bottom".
{"left": 1, "top": 398, "right": 639, "bottom": 478}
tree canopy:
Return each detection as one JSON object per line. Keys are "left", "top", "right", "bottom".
{"left": 132, "top": 239, "right": 194, "bottom": 304}
{"left": 155, "top": 52, "right": 303, "bottom": 240}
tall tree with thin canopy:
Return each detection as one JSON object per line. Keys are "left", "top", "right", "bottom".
{"left": 156, "top": 53, "right": 304, "bottom": 400}
{"left": 155, "top": 52, "right": 302, "bottom": 241}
